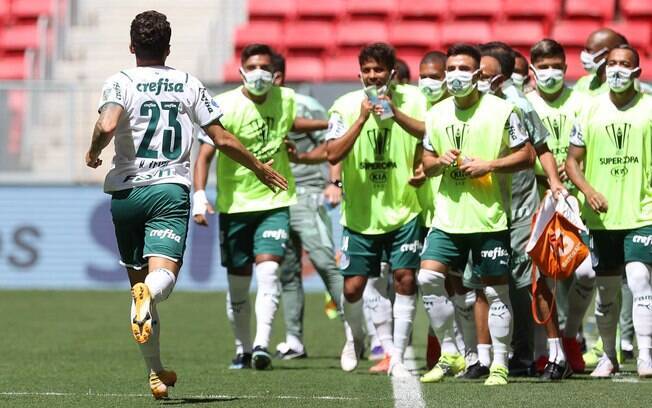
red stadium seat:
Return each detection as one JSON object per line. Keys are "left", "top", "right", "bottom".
{"left": 492, "top": 21, "right": 545, "bottom": 48}
{"left": 449, "top": 0, "right": 502, "bottom": 20}
{"left": 503, "top": 0, "right": 560, "bottom": 19}
{"left": 284, "top": 22, "right": 335, "bottom": 54}
{"left": 11, "top": 0, "right": 54, "bottom": 19}
{"left": 606, "top": 21, "right": 652, "bottom": 54}
{"left": 285, "top": 57, "right": 324, "bottom": 82}
{"left": 641, "top": 57, "right": 652, "bottom": 81}
{"left": 345, "top": 0, "right": 397, "bottom": 20}
{"left": 389, "top": 22, "right": 440, "bottom": 50}
{"left": 248, "top": 0, "right": 296, "bottom": 21}
{"left": 296, "top": 1, "right": 346, "bottom": 21}
{"left": 565, "top": 0, "right": 615, "bottom": 21}
{"left": 0, "top": 0, "right": 10, "bottom": 22}
{"left": 335, "top": 21, "right": 388, "bottom": 47}
{"left": 0, "top": 24, "right": 40, "bottom": 50}
{"left": 0, "top": 55, "right": 27, "bottom": 79}
{"left": 441, "top": 21, "right": 492, "bottom": 47}
{"left": 222, "top": 58, "right": 242, "bottom": 82}
{"left": 551, "top": 20, "right": 600, "bottom": 49}
{"left": 323, "top": 56, "right": 361, "bottom": 81}
{"left": 397, "top": 0, "right": 448, "bottom": 21}
{"left": 565, "top": 50, "right": 586, "bottom": 80}
{"left": 234, "top": 22, "right": 283, "bottom": 52}
{"left": 622, "top": 0, "right": 652, "bottom": 19}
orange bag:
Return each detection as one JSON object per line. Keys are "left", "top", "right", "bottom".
{"left": 526, "top": 191, "right": 589, "bottom": 324}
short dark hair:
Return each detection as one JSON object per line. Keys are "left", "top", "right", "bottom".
{"left": 479, "top": 42, "right": 515, "bottom": 77}
{"left": 240, "top": 43, "right": 274, "bottom": 65}
{"left": 420, "top": 51, "right": 447, "bottom": 66}
{"left": 610, "top": 44, "right": 640, "bottom": 67}
{"left": 395, "top": 58, "right": 411, "bottom": 82}
{"left": 359, "top": 43, "right": 396, "bottom": 71}
{"left": 530, "top": 39, "right": 566, "bottom": 64}
{"left": 271, "top": 52, "right": 286, "bottom": 75}
{"left": 130, "top": 10, "right": 171, "bottom": 60}
{"left": 447, "top": 43, "right": 481, "bottom": 69}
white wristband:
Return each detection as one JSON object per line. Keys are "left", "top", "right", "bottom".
{"left": 192, "top": 190, "right": 208, "bottom": 216}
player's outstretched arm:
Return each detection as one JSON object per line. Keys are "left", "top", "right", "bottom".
{"left": 203, "top": 121, "right": 288, "bottom": 192}
{"left": 535, "top": 143, "right": 566, "bottom": 195}
{"left": 285, "top": 139, "right": 328, "bottom": 164}
{"left": 327, "top": 99, "right": 372, "bottom": 164}
{"left": 566, "top": 145, "right": 607, "bottom": 213}
{"left": 192, "top": 142, "right": 217, "bottom": 226}
{"left": 85, "top": 103, "right": 123, "bottom": 168}
{"left": 292, "top": 117, "right": 329, "bottom": 132}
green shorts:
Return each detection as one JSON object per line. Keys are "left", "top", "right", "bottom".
{"left": 340, "top": 216, "right": 421, "bottom": 276}
{"left": 110, "top": 183, "right": 190, "bottom": 270}
{"left": 422, "top": 228, "right": 511, "bottom": 283}
{"left": 219, "top": 207, "right": 290, "bottom": 269}
{"left": 589, "top": 225, "right": 652, "bottom": 273}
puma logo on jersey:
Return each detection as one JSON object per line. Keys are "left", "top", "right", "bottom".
{"left": 481, "top": 247, "right": 509, "bottom": 260}
{"left": 632, "top": 234, "right": 652, "bottom": 246}
{"left": 149, "top": 229, "right": 182, "bottom": 243}
{"left": 136, "top": 78, "right": 185, "bottom": 95}
{"left": 262, "top": 229, "right": 288, "bottom": 240}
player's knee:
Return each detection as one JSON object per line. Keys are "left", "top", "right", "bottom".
{"left": 393, "top": 269, "right": 416, "bottom": 295}
{"left": 574, "top": 256, "right": 596, "bottom": 281}
{"left": 626, "top": 262, "right": 652, "bottom": 294}
{"left": 418, "top": 269, "right": 447, "bottom": 297}
{"left": 343, "top": 277, "right": 365, "bottom": 302}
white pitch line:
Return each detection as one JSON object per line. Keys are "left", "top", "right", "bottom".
{"left": 392, "top": 351, "right": 426, "bottom": 408}
{"left": 0, "top": 391, "right": 360, "bottom": 401}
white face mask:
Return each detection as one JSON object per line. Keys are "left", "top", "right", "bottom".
{"left": 532, "top": 66, "right": 565, "bottom": 94}
{"left": 418, "top": 77, "right": 445, "bottom": 102}
{"left": 511, "top": 73, "right": 526, "bottom": 89}
{"left": 580, "top": 48, "right": 608, "bottom": 74}
{"left": 446, "top": 69, "right": 478, "bottom": 97}
{"left": 240, "top": 67, "right": 273, "bottom": 96}
{"left": 477, "top": 75, "right": 501, "bottom": 94}
{"left": 606, "top": 65, "right": 640, "bottom": 93}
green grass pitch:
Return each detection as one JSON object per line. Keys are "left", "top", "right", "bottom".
{"left": 0, "top": 291, "right": 650, "bottom": 407}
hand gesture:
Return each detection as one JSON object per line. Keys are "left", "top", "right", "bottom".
{"left": 459, "top": 157, "right": 492, "bottom": 178}
{"left": 586, "top": 189, "right": 608, "bottom": 213}
{"left": 437, "top": 149, "right": 461, "bottom": 167}
{"left": 193, "top": 202, "right": 215, "bottom": 226}
{"left": 85, "top": 151, "right": 102, "bottom": 168}
{"left": 285, "top": 139, "right": 299, "bottom": 163}
{"left": 408, "top": 165, "right": 427, "bottom": 187}
{"left": 323, "top": 183, "right": 342, "bottom": 206}
{"left": 255, "top": 159, "right": 289, "bottom": 193}
{"left": 557, "top": 162, "right": 569, "bottom": 182}
{"left": 359, "top": 99, "right": 373, "bottom": 121}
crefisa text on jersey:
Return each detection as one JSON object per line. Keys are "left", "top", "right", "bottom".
{"left": 136, "top": 78, "right": 184, "bottom": 95}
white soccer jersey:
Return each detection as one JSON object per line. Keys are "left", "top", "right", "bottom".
{"left": 98, "top": 66, "right": 222, "bottom": 193}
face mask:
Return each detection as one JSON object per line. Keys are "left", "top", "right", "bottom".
{"left": 606, "top": 65, "right": 640, "bottom": 93}
{"left": 532, "top": 66, "right": 565, "bottom": 94}
{"left": 418, "top": 77, "right": 445, "bottom": 102}
{"left": 580, "top": 48, "right": 608, "bottom": 74}
{"left": 511, "top": 73, "right": 526, "bottom": 89}
{"left": 240, "top": 67, "right": 273, "bottom": 96}
{"left": 446, "top": 69, "right": 478, "bottom": 97}
{"left": 477, "top": 75, "right": 501, "bottom": 94}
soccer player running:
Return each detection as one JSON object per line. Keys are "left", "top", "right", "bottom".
{"left": 418, "top": 43, "right": 535, "bottom": 386}
{"left": 267, "top": 52, "right": 347, "bottom": 360}
{"left": 85, "top": 11, "right": 286, "bottom": 399}
{"left": 416, "top": 51, "right": 475, "bottom": 378}
{"left": 576, "top": 28, "right": 628, "bottom": 96}
{"left": 326, "top": 43, "right": 426, "bottom": 377}
{"left": 193, "top": 43, "right": 324, "bottom": 370}
{"left": 526, "top": 39, "right": 596, "bottom": 375}
{"left": 566, "top": 45, "right": 652, "bottom": 378}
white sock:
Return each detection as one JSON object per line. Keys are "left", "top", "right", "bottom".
{"left": 441, "top": 332, "right": 459, "bottom": 355}
{"left": 548, "top": 337, "right": 565, "bottom": 364}
{"left": 133, "top": 301, "right": 163, "bottom": 373}
{"left": 595, "top": 275, "right": 622, "bottom": 360}
{"left": 626, "top": 262, "right": 652, "bottom": 362}
{"left": 478, "top": 344, "right": 492, "bottom": 367}
{"left": 144, "top": 268, "right": 176, "bottom": 304}
{"left": 418, "top": 270, "right": 456, "bottom": 354}
{"left": 227, "top": 274, "right": 252, "bottom": 354}
{"left": 485, "top": 285, "right": 513, "bottom": 368}
{"left": 253, "top": 261, "right": 281, "bottom": 348}
{"left": 392, "top": 293, "right": 416, "bottom": 361}
{"left": 343, "top": 297, "right": 365, "bottom": 341}
{"left": 453, "top": 291, "right": 477, "bottom": 356}
{"left": 363, "top": 305, "right": 380, "bottom": 348}
{"left": 564, "top": 256, "right": 596, "bottom": 338}
{"left": 363, "top": 276, "right": 394, "bottom": 356}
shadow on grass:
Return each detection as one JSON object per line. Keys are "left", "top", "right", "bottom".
{"left": 162, "top": 396, "right": 238, "bottom": 405}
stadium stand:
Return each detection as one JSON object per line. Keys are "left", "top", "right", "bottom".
{"left": 621, "top": 0, "right": 652, "bottom": 19}
{"left": 397, "top": 0, "right": 448, "bottom": 21}
{"left": 295, "top": 1, "right": 346, "bottom": 21}
{"left": 564, "top": 0, "right": 616, "bottom": 22}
